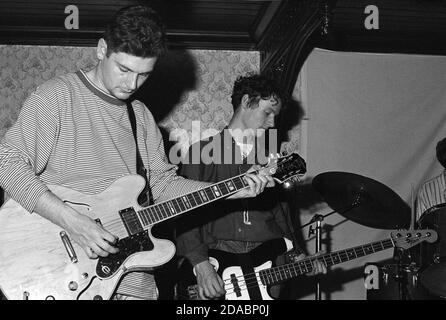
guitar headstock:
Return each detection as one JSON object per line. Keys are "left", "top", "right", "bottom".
{"left": 259, "top": 153, "right": 307, "bottom": 184}
{"left": 391, "top": 229, "right": 438, "bottom": 250}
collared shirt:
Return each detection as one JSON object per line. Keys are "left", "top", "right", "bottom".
{"left": 416, "top": 170, "right": 446, "bottom": 221}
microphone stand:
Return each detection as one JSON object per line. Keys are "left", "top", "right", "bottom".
{"left": 305, "top": 212, "right": 332, "bottom": 300}
{"left": 302, "top": 191, "right": 364, "bottom": 300}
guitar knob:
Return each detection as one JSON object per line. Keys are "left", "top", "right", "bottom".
{"left": 68, "top": 281, "right": 78, "bottom": 291}
{"left": 283, "top": 181, "right": 293, "bottom": 189}
{"left": 93, "top": 295, "right": 103, "bottom": 300}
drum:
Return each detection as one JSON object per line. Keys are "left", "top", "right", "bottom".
{"left": 365, "top": 263, "right": 420, "bottom": 300}
{"left": 417, "top": 204, "right": 446, "bottom": 298}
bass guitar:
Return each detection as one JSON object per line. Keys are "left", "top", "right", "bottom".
{"left": 180, "top": 230, "right": 437, "bottom": 300}
{"left": 0, "top": 153, "right": 305, "bottom": 300}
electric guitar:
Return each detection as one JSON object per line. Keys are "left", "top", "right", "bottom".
{"left": 180, "top": 230, "right": 437, "bottom": 300}
{"left": 0, "top": 153, "right": 305, "bottom": 300}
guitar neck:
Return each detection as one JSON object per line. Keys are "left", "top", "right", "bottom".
{"left": 136, "top": 173, "right": 250, "bottom": 228}
{"left": 260, "top": 238, "right": 395, "bottom": 286}
{"left": 117, "top": 153, "right": 304, "bottom": 236}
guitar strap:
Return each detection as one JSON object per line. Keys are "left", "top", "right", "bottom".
{"left": 126, "top": 101, "right": 150, "bottom": 207}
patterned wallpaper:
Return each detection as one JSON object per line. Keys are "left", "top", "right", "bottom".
{"left": 0, "top": 45, "right": 98, "bottom": 138}
{"left": 0, "top": 45, "right": 259, "bottom": 148}
{"left": 0, "top": 44, "right": 303, "bottom": 159}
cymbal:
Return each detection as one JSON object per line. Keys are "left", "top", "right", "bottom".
{"left": 312, "top": 171, "right": 411, "bottom": 229}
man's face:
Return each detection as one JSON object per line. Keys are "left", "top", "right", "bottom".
{"left": 97, "top": 41, "right": 157, "bottom": 100}
{"left": 243, "top": 96, "right": 281, "bottom": 132}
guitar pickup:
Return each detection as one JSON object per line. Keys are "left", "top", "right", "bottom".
{"left": 119, "top": 207, "right": 144, "bottom": 236}
{"left": 230, "top": 274, "right": 242, "bottom": 297}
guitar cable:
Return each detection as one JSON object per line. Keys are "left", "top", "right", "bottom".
{"left": 76, "top": 275, "right": 98, "bottom": 300}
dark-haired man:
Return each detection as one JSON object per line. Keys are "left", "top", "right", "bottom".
{"left": 416, "top": 137, "right": 446, "bottom": 220}
{"left": 0, "top": 6, "right": 271, "bottom": 300}
{"left": 175, "top": 74, "right": 325, "bottom": 300}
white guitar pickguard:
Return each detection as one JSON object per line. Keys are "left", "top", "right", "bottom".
{"left": 223, "top": 261, "right": 273, "bottom": 300}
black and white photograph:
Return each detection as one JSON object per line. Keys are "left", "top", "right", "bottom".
{"left": 0, "top": 0, "right": 445, "bottom": 307}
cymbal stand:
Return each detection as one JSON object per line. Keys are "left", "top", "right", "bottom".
{"left": 307, "top": 213, "right": 326, "bottom": 300}
{"left": 302, "top": 195, "right": 363, "bottom": 300}
{"left": 393, "top": 248, "right": 409, "bottom": 300}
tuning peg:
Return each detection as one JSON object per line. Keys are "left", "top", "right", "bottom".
{"left": 282, "top": 176, "right": 302, "bottom": 190}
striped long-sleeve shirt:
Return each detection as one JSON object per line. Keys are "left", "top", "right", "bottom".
{"left": 416, "top": 170, "right": 446, "bottom": 221}
{"left": 0, "top": 70, "right": 206, "bottom": 213}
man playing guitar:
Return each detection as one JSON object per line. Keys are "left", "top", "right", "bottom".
{"left": 175, "top": 74, "right": 326, "bottom": 300}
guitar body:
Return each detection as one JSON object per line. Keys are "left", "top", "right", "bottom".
{"left": 0, "top": 175, "right": 175, "bottom": 300}
{"left": 178, "top": 238, "right": 288, "bottom": 300}
{"left": 0, "top": 153, "right": 309, "bottom": 300}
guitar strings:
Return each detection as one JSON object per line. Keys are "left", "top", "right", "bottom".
{"left": 207, "top": 239, "right": 393, "bottom": 297}
{"left": 96, "top": 158, "right": 298, "bottom": 298}
{"left": 96, "top": 157, "right": 292, "bottom": 233}
{"left": 97, "top": 165, "right": 275, "bottom": 233}
{"left": 189, "top": 259, "right": 317, "bottom": 298}
{"left": 74, "top": 157, "right": 295, "bottom": 236}
{"left": 226, "top": 261, "right": 315, "bottom": 295}
{"left": 115, "top": 273, "right": 159, "bottom": 300}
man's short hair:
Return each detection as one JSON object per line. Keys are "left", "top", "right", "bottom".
{"left": 103, "top": 5, "right": 166, "bottom": 58}
{"left": 230, "top": 73, "right": 283, "bottom": 111}
{"left": 436, "top": 137, "right": 446, "bottom": 168}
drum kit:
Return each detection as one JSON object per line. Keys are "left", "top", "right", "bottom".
{"left": 311, "top": 171, "right": 446, "bottom": 300}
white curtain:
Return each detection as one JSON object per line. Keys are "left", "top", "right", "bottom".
{"left": 295, "top": 48, "right": 446, "bottom": 299}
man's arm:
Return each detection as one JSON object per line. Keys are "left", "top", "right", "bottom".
{"left": 0, "top": 92, "right": 118, "bottom": 258}
{"left": 175, "top": 149, "right": 226, "bottom": 300}
{"left": 34, "top": 191, "right": 119, "bottom": 258}
{"left": 140, "top": 112, "right": 272, "bottom": 203}
{"left": 415, "top": 185, "right": 429, "bottom": 221}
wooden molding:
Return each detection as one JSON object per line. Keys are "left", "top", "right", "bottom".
{"left": 259, "top": 0, "right": 323, "bottom": 97}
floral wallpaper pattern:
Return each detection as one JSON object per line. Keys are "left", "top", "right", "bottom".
{"left": 0, "top": 45, "right": 98, "bottom": 138}
{"left": 0, "top": 45, "right": 259, "bottom": 141}
{"left": 0, "top": 45, "right": 302, "bottom": 156}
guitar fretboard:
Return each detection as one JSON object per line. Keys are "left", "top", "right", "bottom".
{"left": 136, "top": 174, "right": 249, "bottom": 227}
{"left": 118, "top": 153, "right": 303, "bottom": 235}
{"left": 259, "top": 238, "right": 394, "bottom": 286}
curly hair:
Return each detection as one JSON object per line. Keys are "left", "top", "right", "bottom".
{"left": 436, "top": 137, "right": 446, "bottom": 169}
{"left": 230, "top": 73, "right": 283, "bottom": 111}
{"left": 103, "top": 5, "right": 166, "bottom": 58}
